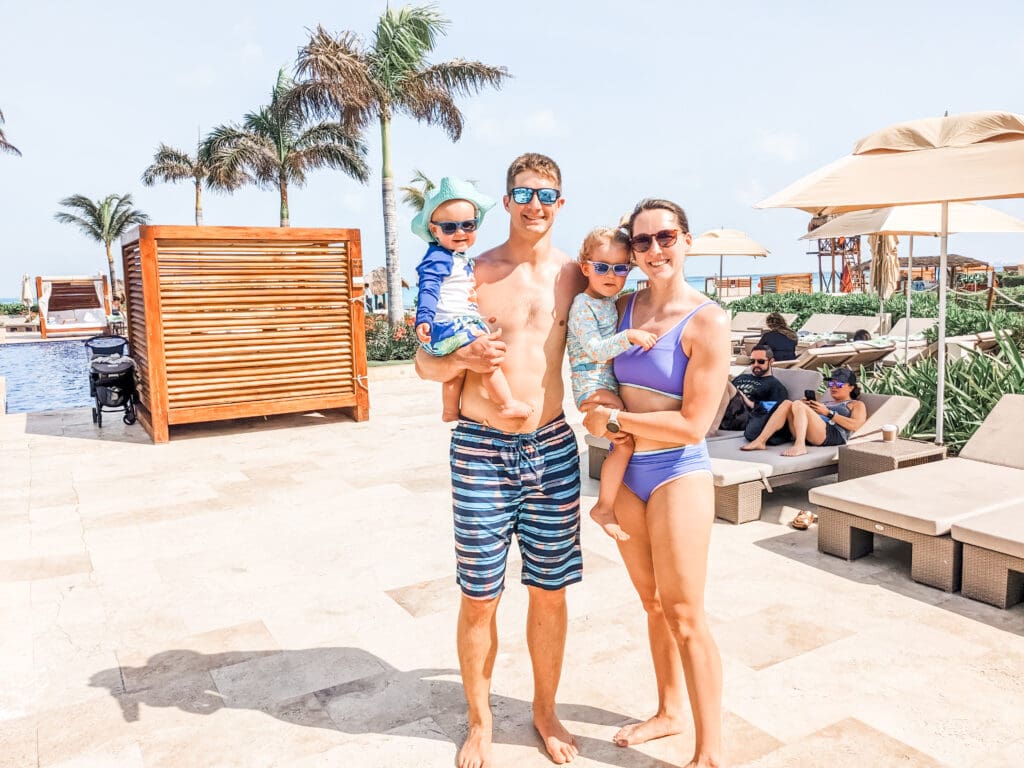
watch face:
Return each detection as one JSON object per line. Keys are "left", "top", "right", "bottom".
{"left": 606, "top": 419, "right": 620, "bottom": 433}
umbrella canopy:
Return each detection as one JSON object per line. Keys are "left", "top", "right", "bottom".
{"left": 687, "top": 228, "right": 769, "bottom": 295}
{"left": 20, "top": 273, "right": 33, "bottom": 306}
{"left": 800, "top": 202, "right": 1024, "bottom": 239}
{"left": 756, "top": 110, "right": 1024, "bottom": 445}
{"left": 868, "top": 234, "right": 900, "bottom": 300}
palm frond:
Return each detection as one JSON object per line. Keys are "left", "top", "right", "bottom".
{"left": 54, "top": 193, "right": 147, "bottom": 246}
{"left": 401, "top": 88, "right": 463, "bottom": 140}
{"left": 410, "top": 60, "right": 510, "bottom": 99}
{"left": 0, "top": 108, "right": 22, "bottom": 156}
{"left": 372, "top": 4, "right": 448, "bottom": 82}
{"left": 398, "top": 169, "right": 436, "bottom": 212}
{"left": 294, "top": 26, "right": 378, "bottom": 122}
{"left": 141, "top": 143, "right": 197, "bottom": 185}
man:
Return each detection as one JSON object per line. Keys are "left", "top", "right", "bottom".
{"left": 732, "top": 345, "right": 793, "bottom": 445}
{"left": 415, "top": 153, "right": 586, "bottom": 768}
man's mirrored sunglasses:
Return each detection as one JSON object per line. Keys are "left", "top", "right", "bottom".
{"left": 430, "top": 219, "right": 478, "bottom": 235}
{"left": 509, "top": 187, "right": 560, "bottom": 205}
{"left": 587, "top": 261, "right": 631, "bottom": 277}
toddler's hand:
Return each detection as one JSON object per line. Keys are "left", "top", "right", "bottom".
{"left": 416, "top": 323, "right": 431, "bottom": 343}
{"left": 627, "top": 329, "right": 658, "bottom": 350}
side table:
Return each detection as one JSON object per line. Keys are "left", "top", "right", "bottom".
{"left": 838, "top": 439, "right": 947, "bottom": 481}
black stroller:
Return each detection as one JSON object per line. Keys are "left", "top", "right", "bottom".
{"left": 84, "top": 335, "right": 138, "bottom": 427}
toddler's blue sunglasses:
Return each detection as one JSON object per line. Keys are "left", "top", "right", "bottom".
{"left": 509, "top": 187, "right": 560, "bottom": 205}
{"left": 588, "top": 261, "right": 631, "bottom": 277}
{"left": 430, "top": 219, "right": 478, "bottom": 235}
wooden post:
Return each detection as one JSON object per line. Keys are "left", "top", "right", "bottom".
{"left": 35, "top": 276, "right": 47, "bottom": 338}
{"left": 347, "top": 231, "right": 370, "bottom": 422}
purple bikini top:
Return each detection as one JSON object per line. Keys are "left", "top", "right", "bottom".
{"left": 613, "top": 295, "right": 716, "bottom": 400}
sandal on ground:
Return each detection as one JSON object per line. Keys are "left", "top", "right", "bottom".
{"left": 791, "top": 510, "right": 818, "bottom": 530}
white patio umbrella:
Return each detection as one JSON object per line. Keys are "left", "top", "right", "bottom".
{"left": 757, "top": 110, "right": 1024, "bottom": 444}
{"left": 802, "top": 202, "right": 1024, "bottom": 358}
{"left": 20, "top": 273, "right": 33, "bottom": 307}
{"left": 687, "top": 228, "right": 769, "bottom": 296}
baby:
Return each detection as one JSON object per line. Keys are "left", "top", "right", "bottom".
{"left": 568, "top": 227, "right": 656, "bottom": 541}
{"left": 411, "top": 176, "right": 532, "bottom": 422}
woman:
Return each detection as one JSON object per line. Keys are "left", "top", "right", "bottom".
{"left": 582, "top": 199, "right": 730, "bottom": 768}
{"left": 754, "top": 311, "right": 798, "bottom": 361}
{"left": 740, "top": 366, "right": 867, "bottom": 457}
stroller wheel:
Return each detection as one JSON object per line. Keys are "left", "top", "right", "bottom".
{"left": 96, "top": 409, "right": 103, "bottom": 428}
{"left": 91, "top": 407, "right": 98, "bottom": 424}
{"left": 124, "top": 408, "right": 137, "bottom": 426}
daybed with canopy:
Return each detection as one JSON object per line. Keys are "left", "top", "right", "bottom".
{"left": 35, "top": 274, "right": 110, "bottom": 338}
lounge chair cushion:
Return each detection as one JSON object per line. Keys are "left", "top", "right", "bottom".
{"left": 951, "top": 505, "right": 1024, "bottom": 560}
{"left": 958, "top": 393, "right": 1024, "bottom": 470}
{"left": 808, "top": 458, "right": 1024, "bottom": 536}
{"left": 710, "top": 457, "right": 772, "bottom": 487}
{"left": 709, "top": 435, "right": 841, "bottom": 476}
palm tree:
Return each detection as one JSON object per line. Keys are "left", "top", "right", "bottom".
{"left": 0, "top": 109, "right": 21, "bottom": 156}
{"left": 399, "top": 168, "right": 436, "bottom": 212}
{"left": 141, "top": 138, "right": 246, "bottom": 225}
{"left": 54, "top": 194, "right": 149, "bottom": 296}
{"left": 203, "top": 68, "right": 369, "bottom": 227}
{"left": 295, "top": 4, "right": 510, "bottom": 325}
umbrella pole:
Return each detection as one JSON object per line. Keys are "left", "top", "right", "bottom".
{"left": 936, "top": 204, "right": 949, "bottom": 445}
{"left": 718, "top": 254, "right": 724, "bottom": 299}
{"left": 905, "top": 236, "right": 914, "bottom": 360}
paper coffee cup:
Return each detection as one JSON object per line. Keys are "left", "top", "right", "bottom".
{"left": 881, "top": 424, "right": 898, "bottom": 442}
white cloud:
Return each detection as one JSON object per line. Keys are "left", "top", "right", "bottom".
{"left": 733, "top": 178, "right": 766, "bottom": 206}
{"left": 756, "top": 132, "right": 807, "bottom": 164}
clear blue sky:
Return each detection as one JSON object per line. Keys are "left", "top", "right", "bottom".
{"left": 2, "top": 0, "right": 1023, "bottom": 298}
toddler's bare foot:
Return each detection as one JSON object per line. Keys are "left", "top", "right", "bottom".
{"left": 458, "top": 722, "right": 492, "bottom": 768}
{"left": 533, "top": 710, "right": 578, "bottom": 764}
{"left": 740, "top": 441, "right": 766, "bottom": 451}
{"left": 442, "top": 408, "right": 461, "bottom": 422}
{"left": 590, "top": 503, "right": 630, "bottom": 541}
{"left": 781, "top": 445, "right": 808, "bottom": 457}
{"left": 497, "top": 400, "right": 533, "bottom": 420}
{"left": 613, "top": 713, "right": 686, "bottom": 746}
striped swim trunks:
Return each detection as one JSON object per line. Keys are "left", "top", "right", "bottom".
{"left": 450, "top": 415, "right": 582, "bottom": 600}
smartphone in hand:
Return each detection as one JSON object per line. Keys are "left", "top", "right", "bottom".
{"left": 804, "top": 389, "right": 817, "bottom": 401}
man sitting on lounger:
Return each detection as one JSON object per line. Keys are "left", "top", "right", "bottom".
{"left": 717, "top": 346, "right": 792, "bottom": 442}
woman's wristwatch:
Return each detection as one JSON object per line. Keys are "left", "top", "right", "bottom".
{"left": 607, "top": 409, "right": 622, "bottom": 433}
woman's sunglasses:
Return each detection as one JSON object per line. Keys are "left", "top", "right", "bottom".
{"left": 827, "top": 380, "right": 848, "bottom": 388}
{"left": 509, "top": 187, "right": 560, "bottom": 205}
{"left": 430, "top": 219, "right": 478, "bottom": 235}
{"left": 587, "top": 261, "right": 631, "bottom": 277}
{"left": 630, "top": 229, "right": 680, "bottom": 253}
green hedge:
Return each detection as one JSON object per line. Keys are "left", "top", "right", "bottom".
{"left": 999, "top": 274, "right": 1024, "bottom": 288}
{"left": 0, "top": 302, "right": 27, "bottom": 315}
{"left": 726, "top": 292, "right": 939, "bottom": 329}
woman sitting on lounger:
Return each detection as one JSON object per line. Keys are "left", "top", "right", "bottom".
{"left": 741, "top": 367, "right": 866, "bottom": 456}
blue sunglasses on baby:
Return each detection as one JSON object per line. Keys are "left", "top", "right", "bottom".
{"left": 587, "top": 260, "right": 632, "bottom": 277}
{"left": 430, "top": 219, "right": 478, "bottom": 235}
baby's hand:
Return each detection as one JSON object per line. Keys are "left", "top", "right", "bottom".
{"left": 627, "top": 329, "right": 658, "bottom": 350}
{"left": 415, "top": 323, "right": 431, "bottom": 343}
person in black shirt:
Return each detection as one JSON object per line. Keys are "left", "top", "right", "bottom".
{"left": 755, "top": 312, "right": 798, "bottom": 361}
{"left": 717, "top": 346, "right": 792, "bottom": 442}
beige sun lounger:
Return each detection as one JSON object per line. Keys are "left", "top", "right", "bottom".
{"left": 810, "top": 394, "right": 1024, "bottom": 594}
{"left": 772, "top": 344, "right": 857, "bottom": 370}
{"left": 833, "top": 313, "right": 890, "bottom": 335}
{"left": 841, "top": 341, "right": 897, "bottom": 369}
{"left": 708, "top": 392, "right": 920, "bottom": 524}
{"left": 887, "top": 317, "right": 937, "bottom": 337}
{"left": 796, "top": 314, "right": 848, "bottom": 335}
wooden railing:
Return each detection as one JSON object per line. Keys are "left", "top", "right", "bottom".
{"left": 121, "top": 226, "right": 368, "bottom": 442}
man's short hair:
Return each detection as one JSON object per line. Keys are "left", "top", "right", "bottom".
{"left": 506, "top": 152, "right": 562, "bottom": 191}
{"left": 751, "top": 345, "right": 774, "bottom": 360}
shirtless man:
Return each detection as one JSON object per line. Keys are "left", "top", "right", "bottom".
{"left": 415, "top": 153, "right": 586, "bottom": 768}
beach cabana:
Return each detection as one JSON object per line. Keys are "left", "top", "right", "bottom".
{"left": 35, "top": 274, "right": 110, "bottom": 339}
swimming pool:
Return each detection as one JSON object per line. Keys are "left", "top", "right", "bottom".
{"left": 0, "top": 340, "right": 93, "bottom": 414}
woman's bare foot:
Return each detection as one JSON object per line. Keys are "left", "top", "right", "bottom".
{"left": 740, "top": 441, "right": 765, "bottom": 451}
{"left": 683, "top": 754, "right": 724, "bottom": 768}
{"left": 590, "top": 503, "right": 630, "bottom": 541}
{"left": 533, "top": 711, "right": 578, "bottom": 764}
{"left": 458, "top": 723, "right": 492, "bottom": 768}
{"left": 497, "top": 400, "right": 534, "bottom": 420}
{"left": 781, "top": 445, "right": 807, "bottom": 457}
{"left": 613, "top": 713, "right": 686, "bottom": 746}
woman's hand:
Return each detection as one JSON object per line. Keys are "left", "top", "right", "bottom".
{"left": 806, "top": 399, "right": 829, "bottom": 415}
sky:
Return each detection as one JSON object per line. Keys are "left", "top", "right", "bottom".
{"left": 2, "top": 0, "right": 1024, "bottom": 299}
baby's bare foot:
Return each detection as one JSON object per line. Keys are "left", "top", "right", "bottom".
{"left": 497, "top": 400, "right": 533, "bottom": 420}
{"left": 590, "top": 503, "right": 630, "bottom": 541}
{"left": 442, "top": 408, "right": 461, "bottom": 422}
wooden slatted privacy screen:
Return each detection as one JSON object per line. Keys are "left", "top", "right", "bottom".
{"left": 120, "top": 226, "right": 368, "bottom": 443}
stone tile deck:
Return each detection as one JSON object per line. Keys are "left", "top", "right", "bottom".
{"left": 0, "top": 368, "right": 1022, "bottom": 767}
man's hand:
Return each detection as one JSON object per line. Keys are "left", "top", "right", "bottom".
{"left": 454, "top": 329, "right": 506, "bottom": 374}
{"left": 415, "top": 323, "right": 431, "bottom": 344}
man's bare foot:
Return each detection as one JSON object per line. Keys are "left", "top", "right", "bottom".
{"left": 442, "top": 409, "right": 461, "bottom": 422}
{"left": 497, "top": 400, "right": 534, "bottom": 420}
{"left": 534, "top": 711, "right": 578, "bottom": 764}
{"left": 781, "top": 445, "right": 807, "bottom": 457}
{"left": 458, "top": 723, "right": 492, "bottom": 768}
{"left": 613, "top": 713, "right": 686, "bottom": 746}
{"left": 740, "top": 441, "right": 765, "bottom": 451}
{"left": 590, "top": 503, "right": 630, "bottom": 541}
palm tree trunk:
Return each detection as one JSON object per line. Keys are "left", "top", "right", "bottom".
{"left": 194, "top": 180, "right": 203, "bottom": 226}
{"left": 104, "top": 242, "right": 117, "bottom": 304}
{"left": 380, "top": 115, "right": 403, "bottom": 326}
{"left": 279, "top": 173, "right": 290, "bottom": 227}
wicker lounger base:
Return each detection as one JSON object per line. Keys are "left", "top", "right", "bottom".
{"left": 817, "top": 506, "right": 962, "bottom": 592}
{"left": 961, "top": 544, "right": 1024, "bottom": 609}
{"left": 715, "top": 482, "right": 763, "bottom": 525}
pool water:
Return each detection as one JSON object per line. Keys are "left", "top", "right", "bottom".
{"left": 0, "top": 340, "right": 93, "bottom": 413}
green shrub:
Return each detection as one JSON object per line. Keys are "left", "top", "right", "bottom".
{"left": 727, "top": 291, "right": 938, "bottom": 329}
{"left": 0, "top": 302, "right": 27, "bottom": 315}
{"left": 863, "top": 336, "right": 1024, "bottom": 454}
{"left": 1000, "top": 273, "right": 1024, "bottom": 289}
{"left": 365, "top": 313, "right": 419, "bottom": 361}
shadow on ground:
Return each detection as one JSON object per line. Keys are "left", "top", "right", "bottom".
{"left": 89, "top": 647, "right": 674, "bottom": 767}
